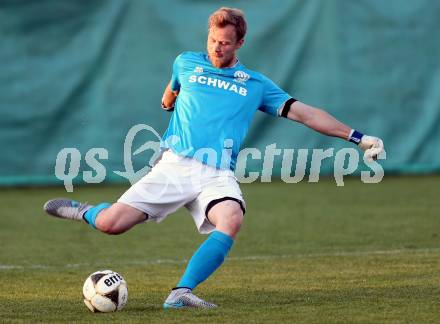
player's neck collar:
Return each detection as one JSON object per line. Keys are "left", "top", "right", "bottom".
{"left": 229, "top": 59, "right": 240, "bottom": 68}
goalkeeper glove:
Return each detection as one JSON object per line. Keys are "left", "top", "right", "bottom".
{"left": 349, "top": 130, "right": 384, "bottom": 161}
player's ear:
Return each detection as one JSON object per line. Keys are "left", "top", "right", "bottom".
{"left": 236, "top": 38, "right": 244, "bottom": 49}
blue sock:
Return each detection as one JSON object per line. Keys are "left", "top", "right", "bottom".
{"left": 83, "top": 203, "right": 111, "bottom": 229}
{"left": 177, "top": 231, "right": 234, "bottom": 290}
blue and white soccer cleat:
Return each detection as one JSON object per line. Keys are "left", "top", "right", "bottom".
{"left": 163, "top": 288, "right": 217, "bottom": 309}
{"left": 43, "top": 198, "right": 92, "bottom": 221}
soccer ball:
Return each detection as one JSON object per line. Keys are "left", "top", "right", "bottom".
{"left": 82, "top": 270, "right": 128, "bottom": 312}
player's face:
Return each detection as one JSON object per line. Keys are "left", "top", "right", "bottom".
{"left": 207, "top": 25, "right": 244, "bottom": 68}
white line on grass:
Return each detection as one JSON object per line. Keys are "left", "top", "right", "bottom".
{"left": 1, "top": 247, "right": 439, "bottom": 271}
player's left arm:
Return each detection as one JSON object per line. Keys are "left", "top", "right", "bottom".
{"left": 282, "top": 100, "right": 385, "bottom": 160}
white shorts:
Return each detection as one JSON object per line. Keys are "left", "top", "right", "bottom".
{"left": 117, "top": 150, "right": 246, "bottom": 234}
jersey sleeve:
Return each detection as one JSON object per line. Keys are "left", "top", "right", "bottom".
{"left": 170, "top": 54, "right": 183, "bottom": 92}
{"left": 258, "top": 75, "right": 292, "bottom": 117}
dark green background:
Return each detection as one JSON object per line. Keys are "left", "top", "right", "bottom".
{"left": 1, "top": 0, "right": 439, "bottom": 185}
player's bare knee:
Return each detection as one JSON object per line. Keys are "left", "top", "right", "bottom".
{"left": 208, "top": 200, "right": 244, "bottom": 237}
{"left": 217, "top": 209, "right": 243, "bottom": 237}
{"left": 228, "top": 211, "right": 243, "bottom": 230}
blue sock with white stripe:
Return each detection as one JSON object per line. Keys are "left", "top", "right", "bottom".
{"left": 176, "top": 231, "right": 234, "bottom": 290}
{"left": 83, "top": 203, "right": 111, "bottom": 229}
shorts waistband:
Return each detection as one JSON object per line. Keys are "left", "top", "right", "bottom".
{"left": 161, "top": 150, "right": 234, "bottom": 176}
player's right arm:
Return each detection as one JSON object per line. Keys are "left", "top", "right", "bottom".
{"left": 161, "top": 81, "right": 179, "bottom": 111}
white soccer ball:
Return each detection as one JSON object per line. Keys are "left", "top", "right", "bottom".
{"left": 82, "top": 270, "right": 128, "bottom": 312}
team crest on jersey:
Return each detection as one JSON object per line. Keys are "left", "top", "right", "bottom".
{"left": 194, "top": 66, "right": 204, "bottom": 73}
{"left": 234, "top": 70, "right": 250, "bottom": 84}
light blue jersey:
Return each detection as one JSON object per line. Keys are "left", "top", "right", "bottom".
{"left": 161, "top": 51, "right": 291, "bottom": 170}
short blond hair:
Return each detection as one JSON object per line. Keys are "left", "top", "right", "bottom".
{"left": 208, "top": 7, "right": 247, "bottom": 41}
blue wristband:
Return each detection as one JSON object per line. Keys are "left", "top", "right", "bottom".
{"left": 349, "top": 130, "right": 364, "bottom": 145}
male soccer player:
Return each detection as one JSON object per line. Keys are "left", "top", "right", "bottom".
{"left": 44, "top": 7, "right": 384, "bottom": 308}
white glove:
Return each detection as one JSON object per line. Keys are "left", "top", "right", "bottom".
{"left": 359, "top": 135, "right": 384, "bottom": 161}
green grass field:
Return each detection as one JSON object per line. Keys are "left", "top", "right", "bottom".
{"left": 1, "top": 176, "right": 439, "bottom": 323}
